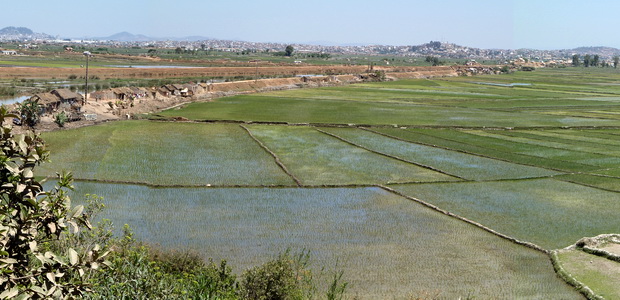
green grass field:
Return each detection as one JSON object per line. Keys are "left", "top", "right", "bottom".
{"left": 557, "top": 250, "right": 620, "bottom": 299}
{"left": 38, "top": 67, "right": 620, "bottom": 297}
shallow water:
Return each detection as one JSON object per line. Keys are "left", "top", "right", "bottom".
{"left": 0, "top": 95, "right": 29, "bottom": 105}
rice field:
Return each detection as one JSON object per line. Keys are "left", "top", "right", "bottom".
{"left": 159, "top": 68, "right": 620, "bottom": 127}
{"left": 244, "top": 125, "right": 457, "bottom": 185}
{"left": 374, "top": 128, "right": 611, "bottom": 173}
{"left": 40, "top": 121, "right": 295, "bottom": 186}
{"left": 158, "top": 94, "right": 620, "bottom": 127}
{"left": 36, "top": 68, "right": 620, "bottom": 297}
{"left": 318, "top": 127, "right": 559, "bottom": 181}
{"left": 390, "top": 179, "right": 620, "bottom": 250}
{"left": 67, "top": 182, "right": 581, "bottom": 299}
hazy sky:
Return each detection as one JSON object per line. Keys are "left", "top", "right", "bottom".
{"left": 4, "top": 0, "right": 619, "bottom": 49}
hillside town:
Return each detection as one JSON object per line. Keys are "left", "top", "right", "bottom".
{"left": 3, "top": 26, "right": 620, "bottom": 62}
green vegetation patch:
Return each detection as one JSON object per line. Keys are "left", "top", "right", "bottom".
{"left": 320, "top": 127, "right": 559, "bottom": 181}
{"left": 557, "top": 250, "right": 620, "bottom": 299}
{"left": 69, "top": 182, "right": 581, "bottom": 299}
{"left": 41, "top": 121, "right": 294, "bottom": 186}
{"left": 391, "top": 179, "right": 620, "bottom": 249}
{"left": 246, "top": 125, "right": 457, "bottom": 185}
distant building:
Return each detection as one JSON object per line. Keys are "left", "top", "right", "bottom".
{"left": 1, "top": 50, "right": 17, "bottom": 55}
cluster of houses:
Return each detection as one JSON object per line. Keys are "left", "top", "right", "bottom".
{"left": 28, "top": 89, "right": 85, "bottom": 115}
{"left": 90, "top": 83, "right": 216, "bottom": 101}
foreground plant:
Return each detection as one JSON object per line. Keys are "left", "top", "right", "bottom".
{"left": 0, "top": 106, "right": 108, "bottom": 298}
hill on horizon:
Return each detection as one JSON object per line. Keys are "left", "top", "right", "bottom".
{"left": 3, "top": 26, "right": 620, "bottom": 59}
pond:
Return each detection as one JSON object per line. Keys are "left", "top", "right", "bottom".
{"left": 0, "top": 95, "right": 29, "bottom": 105}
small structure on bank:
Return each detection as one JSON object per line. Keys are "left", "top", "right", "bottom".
{"left": 30, "top": 89, "right": 84, "bottom": 115}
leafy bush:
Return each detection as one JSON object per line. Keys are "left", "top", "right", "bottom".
{"left": 241, "top": 250, "right": 314, "bottom": 300}
{"left": 84, "top": 225, "right": 239, "bottom": 299}
{"left": 0, "top": 107, "right": 108, "bottom": 298}
{"left": 18, "top": 98, "right": 41, "bottom": 128}
{"left": 55, "top": 111, "right": 68, "bottom": 127}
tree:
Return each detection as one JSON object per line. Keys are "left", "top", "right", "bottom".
{"left": 18, "top": 98, "right": 41, "bottom": 128}
{"left": 0, "top": 106, "right": 108, "bottom": 298}
{"left": 592, "top": 55, "right": 600, "bottom": 67}
{"left": 584, "top": 54, "right": 591, "bottom": 67}
{"left": 572, "top": 54, "right": 580, "bottom": 67}
{"left": 285, "top": 45, "right": 294, "bottom": 57}
{"left": 614, "top": 56, "right": 619, "bottom": 69}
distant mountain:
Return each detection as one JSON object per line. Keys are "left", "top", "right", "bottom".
{"left": 104, "top": 32, "right": 154, "bottom": 42}
{"left": 97, "top": 32, "right": 211, "bottom": 42}
{"left": 570, "top": 46, "right": 620, "bottom": 57}
{"left": 175, "top": 35, "right": 212, "bottom": 42}
{"left": 0, "top": 26, "right": 53, "bottom": 41}
{"left": 0, "top": 26, "right": 33, "bottom": 35}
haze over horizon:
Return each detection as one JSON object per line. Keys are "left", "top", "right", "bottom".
{"left": 4, "top": 0, "right": 620, "bottom": 50}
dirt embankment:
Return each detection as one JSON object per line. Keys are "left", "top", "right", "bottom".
{"left": 0, "top": 65, "right": 364, "bottom": 79}
{"left": 0, "top": 65, "right": 465, "bottom": 80}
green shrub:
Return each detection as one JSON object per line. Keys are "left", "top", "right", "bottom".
{"left": 85, "top": 226, "right": 240, "bottom": 299}
{"left": 55, "top": 111, "right": 68, "bottom": 127}
{"left": 241, "top": 250, "right": 314, "bottom": 300}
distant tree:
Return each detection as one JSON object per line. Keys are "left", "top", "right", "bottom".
{"left": 592, "top": 55, "right": 600, "bottom": 67}
{"left": 584, "top": 54, "right": 591, "bottom": 67}
{"left": 285, "top": 45, "right": 294, "bottom": 57}
{"left": 572, "top": 54, "right": 580, "bottom": 67}
{"left": 615, "top": 56, "right": 620, "bottom": 69}
{"left": 175, "top": 47, "right": 183, "bottom": 54}
{"left": 428, "top": 41, "right": 442, "bottom": 50}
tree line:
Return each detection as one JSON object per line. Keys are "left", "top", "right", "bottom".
{"left": 572, "top": 54, "right": 620, "bottom": 68}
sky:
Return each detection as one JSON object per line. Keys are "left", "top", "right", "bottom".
{"left": 3, "top": 0, "right": 620, "bottom": 50}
